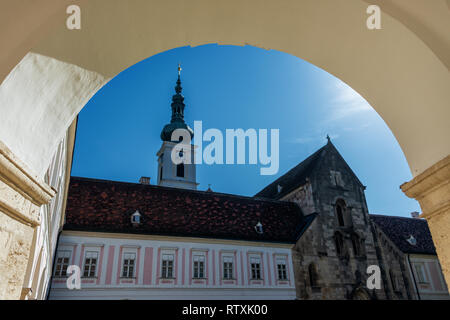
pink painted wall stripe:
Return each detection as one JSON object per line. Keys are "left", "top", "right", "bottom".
{"left": 143, "top": 247, "right": 153, "bottom": 285}
{"left": 266, "top": 252, "right": 272, "bottom": 286}
{"left": 240, "top": 252, "right": 245, "bottom": 285}
{"left": 286, "top": 255, "right": 292, "bottom": 286}
{"left": 71, "top": 245, "right": 78, "bottom": 266}
{"left": 78, "top": 245, "right": 85, "bottom": 269}
{"left": 182, "top": 248, "right": 185, "bottom": 285}
{"left": 105, "top": 246, "right": 115, "bottom": 285}
{"left": 96, "top": 246, "right": 105, "bottom": 285}
{"left": 206, "top": 250, "right": 209, "bottom": 285}
{"left": 175, "top": 249, "right": 179, "bottom": 285}
{"left": 189, "top": 250, "right": 192, "bottom": 285}
{"left": 156, "top": 248, "right": 161, "bottom": 285}
{"left": 135, "top": 247, "right": 141, "bottom": 284}
{"left": 233, "top": 251, "right": 237, "bottom": 286}
{"left": 116, "top": 246, "right": 123, "bottom": 284}
{"left": 214, "top": 250, "right": 218, "bottom": 286}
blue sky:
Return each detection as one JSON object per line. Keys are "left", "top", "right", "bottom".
{"left": 72, "top": 44, "right": 420, "bottom": 217}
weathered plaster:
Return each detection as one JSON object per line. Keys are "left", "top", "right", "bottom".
{"left": 0, "top": 52, "right": 107, "bottom": 179}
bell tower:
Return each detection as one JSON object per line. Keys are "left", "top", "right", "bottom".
{"left": 157, "top": 64, "right": 198, "bottom": 190}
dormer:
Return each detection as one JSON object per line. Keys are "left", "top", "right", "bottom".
{"left": 131, "top": 210, "right": 141, "bottom": 226}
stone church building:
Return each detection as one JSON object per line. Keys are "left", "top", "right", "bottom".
{"left": 49, "top": 69, "right": 448, "bottom": 300}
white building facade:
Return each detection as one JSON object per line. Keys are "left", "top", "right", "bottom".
{"left": 49, "top": 231, "right": 296, "bottom": 300}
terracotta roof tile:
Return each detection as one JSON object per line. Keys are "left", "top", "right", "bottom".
{"left": 64, "top": 177, "right": 316, "bottom": 243}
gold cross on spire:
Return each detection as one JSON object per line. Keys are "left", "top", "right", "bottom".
{"left": 178, "top": 63, "right": 182, "bottom": 76}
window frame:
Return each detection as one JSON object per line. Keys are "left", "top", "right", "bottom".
{"left": 276, "top": 261, "right": 288, "bottom": 281}
{"left": 83, "top": 251, "right": 99, "bottom": 278}
{"left": 222, "top": 256, "right": 234, "bottom": 280}
{"left": 161, "top": 253, "right": 175, "bottom": 279}
{"left": 54, "top": 250, "right": 71, "bottom": 277}
{"left": 250, "top": 256, "right": 262, "bottom": 280}
{"left": 121, "top": 252, "right": 136, "bottom": 279}
{"left": 193, "top": 254, "right": 206, "bottom": 279}
{"left": 414, "top": 263, "right": 429, "bottom": 284}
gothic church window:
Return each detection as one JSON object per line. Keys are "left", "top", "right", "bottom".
{"left": 389, "top": 269, "right": 398, "bottom": 291}
{"left": 335, "top": 200, "right": 346, "bottom": 226}
{"left": 351, "top": 233, "right": 362, "bottom": 257}
{"left": 308, "top": 263, "right": 319, "bottom": 287}
{"left": 334, "top": 231, "right": 345, "bottom": 257}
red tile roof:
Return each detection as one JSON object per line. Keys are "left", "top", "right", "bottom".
{"left": 64, "top": 177, "right": 316, "bottom": 243}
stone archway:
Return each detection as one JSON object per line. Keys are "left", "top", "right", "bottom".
{"left": 0, "top": 0, "right": 449, "bottom": 298}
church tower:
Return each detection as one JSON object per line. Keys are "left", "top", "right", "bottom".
{"left": 157, "top": 65, "right": 198, "bottom": 190}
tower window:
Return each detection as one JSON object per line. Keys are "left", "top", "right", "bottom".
{"left": 176, "top": 163, "right": 184, "bottom": 177}
{"left": 193, "top": 255, "right": 205, "bottom": 279}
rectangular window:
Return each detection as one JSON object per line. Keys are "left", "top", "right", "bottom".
{"left": 193, "top": 255, "right": 205, "bottom": 279}
{"left": 83, "top": 251, "right": 98, "bottom": 278}
{"left": 277, "top": 260, "right": 287, "bottom": 280}
{"left": 415, "top": 264, "right": 428, "bottom": 283}
{"left": 223, "top": 256, "right": 233, "bottom": 280}
{"left": 161, "top": 254, "right": 174, "bottom": 278}
{"left": 250, "top": 257, "right": 261, "bottom": 280}
{"left": 122, "top": 252, "right": 136, "bottom": 278}
{"left": 54, "top": 250, "right": 71, "bottom": 277}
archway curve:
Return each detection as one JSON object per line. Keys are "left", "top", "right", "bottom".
{"left": 0, "top": 0, "right": 448, "bottom": 181}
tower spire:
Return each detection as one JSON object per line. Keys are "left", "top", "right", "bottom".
{"left": 160, "top": 64, "right": 194, "bottom": 142}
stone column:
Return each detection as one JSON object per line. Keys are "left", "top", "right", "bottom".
{"left": 401, "top": 155, "right": 450, "bottom": 287}
{"left": 0, "top": 141, "right": 55, "bottom": 299}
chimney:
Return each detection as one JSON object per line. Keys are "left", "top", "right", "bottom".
{"left": 139, "top": 177, "right": 151, "bottom": 185}
{"left": 411, "top": 211, "right": 420, "bottom": 219}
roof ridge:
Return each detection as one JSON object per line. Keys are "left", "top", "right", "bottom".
{"left": 70, "top": 176, "right": 297, "bottom": 206}
{"left": 370, "top": 213, "right": 427, "bottom": 222}
{"left": 254, "top": 143, "right": 327, "bottom": 197}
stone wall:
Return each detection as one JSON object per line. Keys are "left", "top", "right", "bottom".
{"left": 285, "top": 144, "right": 387, "bottom": 299}
{"left": 0, "top": 140, "right": 55, "bottom": 299}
